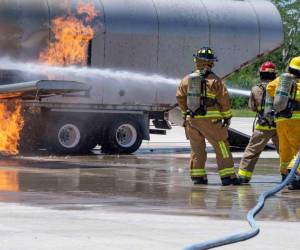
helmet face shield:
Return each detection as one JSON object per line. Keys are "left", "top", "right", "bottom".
{"left": 259, "top": 61, "right": 276, "bottom": 80}
{"left": 288, "top": 67, "right": 300, "bottom": 78}
{"left": 260, "top": 72, "right": 276, "bottom": 81}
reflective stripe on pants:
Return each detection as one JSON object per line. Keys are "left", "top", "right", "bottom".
{"left": 190, "top": 168, "right": 207, "bottom": 177}
{"left": 219, "top": 167, "right": 235, "bottom": 177}
{"left": 186, "top": 118, "right": 236, "bottom": 178}
{"left": 287, "top": 152, "right": 300, "bottom": 174}
{"left": 238, "top": 129, "right": 279, "bottom": 178}
{"left": 219, "top": 141, "right": 230, "bottom": 159}
{"left": 238, "top": 169, "right": 253, "bottom": 179}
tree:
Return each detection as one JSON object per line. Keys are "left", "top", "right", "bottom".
{"left": 225, "top": 0, "right": 299, "bottom": 109}
{"left": 272, "top": 0, "right": 300, "bottom": 68}
{"left": 226, "top": 0, "right": 300, "bottom": 91}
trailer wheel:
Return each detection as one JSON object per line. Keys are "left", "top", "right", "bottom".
{"left": 104, "top": 119, "right": 142, "bottom": 154}
{"left": 46, "top": 119, "right": 91, "bottom": 154}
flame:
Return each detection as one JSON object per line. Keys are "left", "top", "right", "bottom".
{"left": 0, "top": 102, "right": 24, "bottom": 155}
{"left": 0, "top": 170, "right": 19, "bottom": 192}
{"left": 77, "top": 2, "right": 98, "bottom": 22}
{"left": 40, "top": 1, "right": 98, "bottom": 66}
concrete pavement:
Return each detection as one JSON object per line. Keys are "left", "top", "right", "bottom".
{"left": 0, "top": 118, "right": 299, "bottom": 250}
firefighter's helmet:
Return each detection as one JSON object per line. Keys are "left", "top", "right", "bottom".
{"left": 193, "top": 47, "right": 218, "bottom": 62}
{"left": 259, "top": 61, "right": 276, "bottom": 81}
{"left": 288, "top": 56, "right": 300, "bottom": 77}
{"left": 259, "top": 61, "right": 276, "bottom": 73}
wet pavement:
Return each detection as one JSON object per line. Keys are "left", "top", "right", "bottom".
{"left": 0, "top": 118, "right": 299, "bottom": 249}
{"left": 0, "top": 153, "right": 299, "bottom": 222}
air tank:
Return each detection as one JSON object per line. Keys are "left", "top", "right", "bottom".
{"left": 0, "top": 0, "right": 283, "bottom": 106}
{"left": 273, "top": 73, "right": 296, "bottom": 113}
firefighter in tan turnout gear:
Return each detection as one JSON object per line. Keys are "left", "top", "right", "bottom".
{"left": 267, "top": 56, "right": 300, "bottom": 190}
{"left": 238, "top": 62, "right": 279, "bottom": 183}
{"left": 176, "top": 47, "right": 240, "bottom": 186}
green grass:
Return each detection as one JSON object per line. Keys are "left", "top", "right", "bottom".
{"left": 232, "top": 109, "right": 256, "bottom": 117}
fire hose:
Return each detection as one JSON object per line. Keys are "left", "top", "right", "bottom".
{"left": 183, "top": 150, "right": 300, "bottom": 250}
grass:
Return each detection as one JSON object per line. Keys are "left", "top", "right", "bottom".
{"left": 232, "top": 109, "right": 256, "bottom": 117}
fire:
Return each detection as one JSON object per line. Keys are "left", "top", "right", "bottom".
{"left": 77, "top": 2, "right": 98, "bottom": 22}
{"left": 0, "top": 102, "right": 24, "bottom": 155}
{"left": 40, "top": 1, "right": 98, "bottom": 66}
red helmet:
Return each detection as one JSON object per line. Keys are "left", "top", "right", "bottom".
{"left": 259, "top": 61, "right": 276, "bottom": 73}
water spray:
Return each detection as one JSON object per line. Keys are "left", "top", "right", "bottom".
{"left": 0, "top": 58, "right": 250, "bottom": 97}
{"left": 0, "top": 58, "right": 178, "bottom": 86}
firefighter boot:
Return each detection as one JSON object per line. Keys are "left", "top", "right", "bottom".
{"left": 239, "top": 177, "right": 250, "bottom": 184}
{"left": 231, "top": 177, "right": 242, "bottom": 185}
{"left": 221, "top": 177, "right": 231, "bottom": 186}
{"left": 192, "top": 177, "right": 208, "bottom": 185}
{"left": 288, "top": 174, "right": 300, "bottom": 190}
{"left": 288, "top": 179, "right": 300, "bottom": 190}
{"left": 221, "top": 177, "right": 241, "bottom": 186}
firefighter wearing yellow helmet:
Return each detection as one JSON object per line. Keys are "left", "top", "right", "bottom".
{"left": 176, "top": 47, "right": 241, "bottom": 186}
{"left": 266, "top": 56, "right": 300, "bottom": 190}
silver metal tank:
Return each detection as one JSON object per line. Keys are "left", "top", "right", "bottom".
{"left": 67, "top": 0, "right": 284, "bottom": 78}
{"left": 0, "top": 0, "right": 283, "bottom": 77}
{"left": 0, "top": 0, "right": 283, "bottom": 106}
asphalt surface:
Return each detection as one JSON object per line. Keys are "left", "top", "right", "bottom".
{"left": 0, "top": 118, "right": 299, "bottom": 250}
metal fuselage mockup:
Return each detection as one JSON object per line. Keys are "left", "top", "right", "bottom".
{"left": 0, "top": 0, "right": 283, "bottom": 106}
{"left": 0, "top": 0, "right": 284, "bottom": 154}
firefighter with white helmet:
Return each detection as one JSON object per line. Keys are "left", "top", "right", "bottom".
{"left": 267, "top": 56, "right": 300, "bottom": 190}
{"left": 176, "top": 47, "right": 240, "bottom": 186}
{"left": 238, "top": 61, "right": 279, "bottom": 183}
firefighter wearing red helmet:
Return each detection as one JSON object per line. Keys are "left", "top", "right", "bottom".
{"left": 238, "top": 61, "right": 279, "bottom": 183}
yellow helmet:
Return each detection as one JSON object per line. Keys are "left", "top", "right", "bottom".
{"left": 289, "top": 56, "right": 300, "bottom": 71}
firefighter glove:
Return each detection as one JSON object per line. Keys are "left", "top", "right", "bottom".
{"left": 186, "top": 109, "right": 193, "bottom": 117}
{"left": 222, "top": 118, "right": 231, "bottom": 127}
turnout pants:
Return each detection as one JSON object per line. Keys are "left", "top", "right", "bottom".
{"left": 288, "top": 152, "right": 300, "bottom": 173}
{"left": 276, "top": 120, "right": 300, "bottom": 174}
{"left": 186, "top": 118, "right": 236, "bottom": 179}
{"left": 238, "top": 129, "right": 279, "bottom": 180}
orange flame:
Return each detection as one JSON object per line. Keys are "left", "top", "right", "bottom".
{"left": 0, "top": 102, "right": 24, "bottom": 155}
{"left": 40, "top": 2, "right": 98, "bottom": 66}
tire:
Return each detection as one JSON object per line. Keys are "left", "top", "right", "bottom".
{"left": 104, "top": 119, "right": 142, "bottom": 154}
{"left": 46, "top": 118, "right": 91, "bottom": 154}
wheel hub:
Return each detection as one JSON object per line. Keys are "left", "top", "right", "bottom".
{"left": 58, "top": 124, "right": 81, "bottom": 148}
{"left": 116, "top": 124, "right": 137, "bottom": 148}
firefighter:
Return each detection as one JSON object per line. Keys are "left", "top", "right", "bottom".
{"left": 266, "top": 56, "right": 300, "bottom": 190}
{"left": 238, "top": 62, "right": 279, "bottom": 183}
{"left": 176, "top": 47, "right": 240, "bottom": 186}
